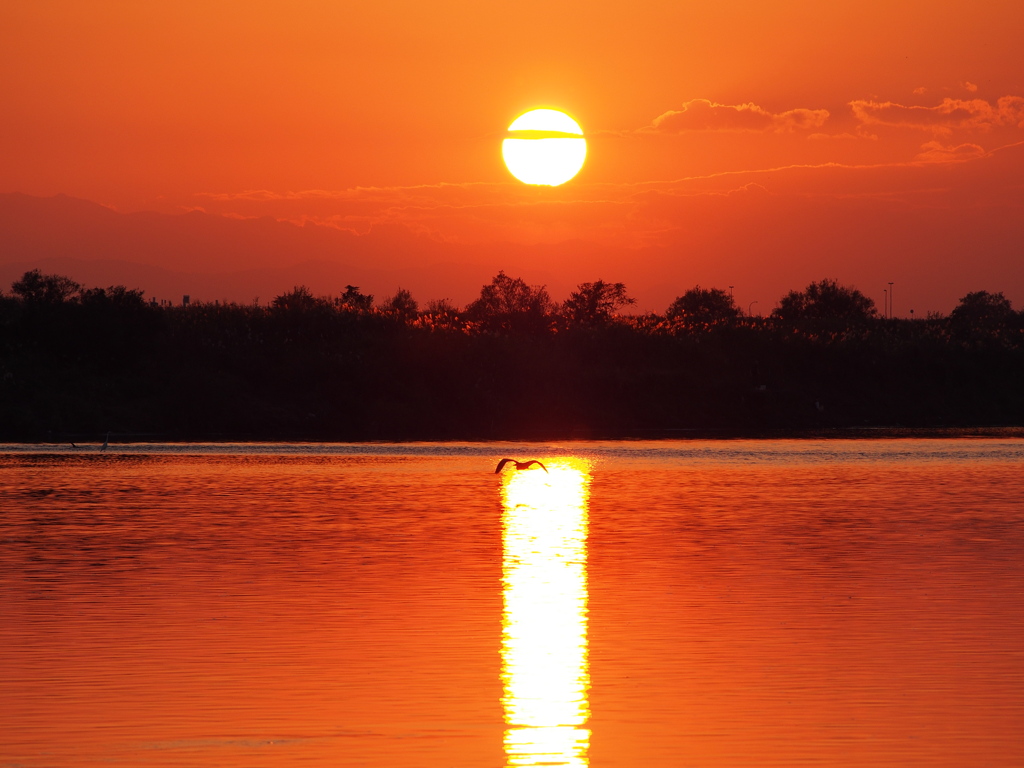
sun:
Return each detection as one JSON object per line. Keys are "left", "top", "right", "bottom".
{"left": 503, "top": 109, "right": 587, "bottom": 186}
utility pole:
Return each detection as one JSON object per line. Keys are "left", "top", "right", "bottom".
{"left": 883, "top": 289, "right": 887, "bottom": 319}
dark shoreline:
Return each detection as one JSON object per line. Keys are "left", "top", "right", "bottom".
{"left": 4, "top": 272, "right": 1023, "bottom": 443}
{"left": 20, "top": 425, "right": 1024, "bottom": 446}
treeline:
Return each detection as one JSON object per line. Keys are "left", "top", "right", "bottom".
{"left": 1, "top": 269, "right": 1022, "bottom": 440}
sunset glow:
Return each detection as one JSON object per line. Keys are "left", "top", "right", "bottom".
{"left": 501, "top": 460, "right": 591, "bottom": 767}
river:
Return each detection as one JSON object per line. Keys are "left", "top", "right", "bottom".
{"left": 2, "top": 439, "right": 1022, "bottom": 767}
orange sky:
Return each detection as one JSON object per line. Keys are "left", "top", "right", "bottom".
{"left": 2, "top": 0, "right": 1023, "bottom": 313}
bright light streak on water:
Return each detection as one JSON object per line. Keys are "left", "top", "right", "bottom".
{"left": 501, "top": 460, "right": 591, "bottom": 767}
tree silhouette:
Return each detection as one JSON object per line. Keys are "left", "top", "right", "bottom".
{"left": 272, "top": 285, "right": 322, "bottom": 311}
{"left": 666, "top": 286, "right": 740, "bottom": 325}
{"left": 425, "top": 298, "right": 457, "bottom": 315}
{"left": 11, "top": 270, "right": 81, "bottom": 304}
{"left": 339, "top": 285, "right": 374, "bottom": 312}
{"left": 418, "top": 298, "right": 461, "bottom": 330}
{"left": 380, "top": 287, "right": 419, "bottom": 320}
{"left": 466, "top": 271, "right": 552, "bottom": 332}
{"left": 79, "top": 285, "right": 148, "bottom": 310}
{"left": 561, "top": 280, "right": 635, "bottom": 327}
{"left": 949, "top": 290, "right": 1016, "bottom": 342}
{"left": 951, "top": 290, "right": 1014, "bottom": 326}
{"left": 774, "top": 279, "right": 876, "bottom": 329}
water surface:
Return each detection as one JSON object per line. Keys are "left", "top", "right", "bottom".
{"left": 2, "top": 440, "right": 1022, "bottom": 767}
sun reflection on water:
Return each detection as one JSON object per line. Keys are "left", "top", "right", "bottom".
{"left": 501, "top": 459, "right": 591, "bottom": 768}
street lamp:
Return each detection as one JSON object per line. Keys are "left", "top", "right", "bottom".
{"left": 888, "top": 282, "right": 894, "bottom": 318}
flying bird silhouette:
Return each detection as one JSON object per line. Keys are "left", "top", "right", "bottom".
{"left": 494, "top": 458, "right": 548, "bottom": 473}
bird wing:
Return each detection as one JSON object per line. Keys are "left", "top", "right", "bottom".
{"left": 495, "top": 458, "right": 515, "bottom": 473}
{"left": 523, "top": 460, "right": 548, "bottom": 472}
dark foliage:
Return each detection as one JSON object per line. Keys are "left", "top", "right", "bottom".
{"left": 774, "top": 279, "right": 876, "bottom": 332}
{"left": 465, "top": 271, "right": 552, "bottom": 333}
{"left": 272, "top": 285, "right": 323, "bottom": 311}
{"left": 379, "top": 288, "right": 419, "bottom": 321}
{"left": 338, "top": 285, "right": 374, "bottom": 312}
{"left": 666, "top": 286, "right": 740, "bottom": 327}
{"left": 950, "top": 290, "right": 1016, "bottom": 341}
{"left": 11, "top": 269, "right": 81, "bottom": 304}
{"left": 2, "top": 270, "right": 1022, "bottom": 441}
{"left": 561, "top": 280, "right": 635, "bottom": 328}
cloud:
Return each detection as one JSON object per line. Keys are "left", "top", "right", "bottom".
{"left": 964, "top": 81, "right": 979, "bottom": 93}
{"left": 647, "top": 99, "right": 829, "bottom": 133}
{"left": 808, "top": 132, "right": 868, "bottom": 141}
{"left": 181, "top": 137, "right": 1024, "bottom": 260}
{"left": 851, "top": 96, "right": 1024, "bottom": 132}
{"left": 197, "top": 182, "right": 493, "bottom": 205}
{"left": 914, "top": 141, "right": 986, "bottom": 163}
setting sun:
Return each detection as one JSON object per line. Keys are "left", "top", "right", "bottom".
{"left": 502, "top": 109, "right": 587, "bottom": 186}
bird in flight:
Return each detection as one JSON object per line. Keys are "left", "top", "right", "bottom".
{"left": 494, "top": 458, "right": 548, "bottom": 473}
